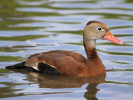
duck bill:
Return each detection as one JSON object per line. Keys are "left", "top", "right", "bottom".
{"left": 104, "top": 31, "right": 122, "bottom": 44}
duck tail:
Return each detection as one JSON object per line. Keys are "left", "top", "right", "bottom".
{"left": 5, "top": 61, "right": 38, "bottom": 72}
{"left": 6, "top": 61, "right": 26, "bottom": 69}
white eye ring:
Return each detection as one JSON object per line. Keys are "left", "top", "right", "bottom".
{"left": 97, "top": 27, "right": 105, "bottom": 31}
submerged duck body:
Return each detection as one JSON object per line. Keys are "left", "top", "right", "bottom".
{"left": 6, "top": 21, "right": 121, "bottom": 77}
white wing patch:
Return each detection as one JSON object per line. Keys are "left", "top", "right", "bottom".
{"left": 43, "top": 61, "right": 56, "bottom": 69}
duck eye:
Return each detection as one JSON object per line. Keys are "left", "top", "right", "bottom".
{"left": 97, "top": 27, "right": 105, "bottom": 31}
{"left": 97, "top": 27, "right": 102, "bottom": 31}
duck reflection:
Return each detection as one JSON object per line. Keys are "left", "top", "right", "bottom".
{"left": 84, "top": 84, "right": 99, "bottom": 100}
{"left": 26, "top": 72, "right": 106, "bottom": 100}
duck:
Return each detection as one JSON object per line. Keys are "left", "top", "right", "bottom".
{"left": 6, "top": 21, "right": 122, "bottom": 77}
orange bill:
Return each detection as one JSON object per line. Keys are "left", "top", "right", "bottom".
{"left": 104, "top": 31, "right": 122, "bottom": 44}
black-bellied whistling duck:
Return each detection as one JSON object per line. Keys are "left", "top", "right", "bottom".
{"left": 6, "top": 21, "right": 121, "bottom": 77}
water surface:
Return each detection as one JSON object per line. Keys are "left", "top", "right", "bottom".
{"left": 0, "top": 0, "right": 133, "bottom": 100}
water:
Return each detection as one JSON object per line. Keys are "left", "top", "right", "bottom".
{"left": 0, "top": 0, "right": 133, "bottom": 100}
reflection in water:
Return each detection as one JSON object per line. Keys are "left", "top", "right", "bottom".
{"left": 27, "top": 72, "right": 106, "bottom": 100}
{"left": 84, "top": 84, "right": 99, "bottom": 100}
{"left": 0, "top": 82, "right": 25, "bottom": 98}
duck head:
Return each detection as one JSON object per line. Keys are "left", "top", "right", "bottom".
{"left": 84, "top": 21, "right": 122, "bottom": 44}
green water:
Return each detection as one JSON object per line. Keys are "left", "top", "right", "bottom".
{"left": 0, "top": 0, "right": 133, "bottom": 100}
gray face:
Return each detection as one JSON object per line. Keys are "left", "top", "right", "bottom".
{"left": 84, "top": 22, "right": 109, "bottom": 40}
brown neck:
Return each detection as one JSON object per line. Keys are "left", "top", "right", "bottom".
{"left": 83, "top": 36, "right": 106, "bottom": 74}
{"left": 83, "top": 38, "right": 99, "bottom": 61}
